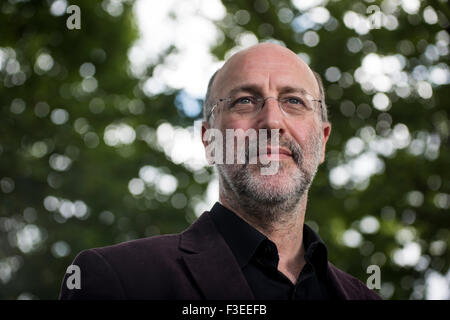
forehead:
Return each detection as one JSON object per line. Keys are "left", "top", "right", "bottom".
{"left": 214, "top": 46, "right": 319, "bottom": 97}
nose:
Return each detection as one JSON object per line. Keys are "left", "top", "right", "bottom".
{"left": 255, "top": 97, "right": 286, "bottom": 134}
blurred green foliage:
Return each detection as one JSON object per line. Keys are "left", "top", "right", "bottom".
{"left": 0, "top": 0, "right": 449, "bottom": 299}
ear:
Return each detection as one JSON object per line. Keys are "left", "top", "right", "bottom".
{"left": 201, "top": 121, "right": 210, "bottom": 149}
{"left": 201, "top": 120, "right": 215, "bottom": 165}
{"left": 320, "top": 121, "right": 331, "bottom": 164}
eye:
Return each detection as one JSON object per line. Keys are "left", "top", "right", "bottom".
{"left": 286, "top": 97, "right": 304, "bottom": 105}
{"left": 230, "top": 96, "right": 256, "bottom": 109}
{"left": 235, "top": 96, "right": 254, "bottom": 104}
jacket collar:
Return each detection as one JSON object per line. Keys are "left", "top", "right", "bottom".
{"left": 179, "top": 211, "right": 255, "bottom": 300}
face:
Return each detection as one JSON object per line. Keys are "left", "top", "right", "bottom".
{"left": 202, "top": 44, "right": 331, "bottom": 209}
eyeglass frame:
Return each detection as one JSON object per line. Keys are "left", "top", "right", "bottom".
{"left": 207, "top": 93, "right": 322, "bottom": 121}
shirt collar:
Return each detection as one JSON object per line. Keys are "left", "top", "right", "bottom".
{"left": 302, "top": 222, "right": 329, "bottom": 279}
{"left": 209, "top": 201, "right": 329, "bottom": 279}
{"left": 209, "top": 202, "right": 266, "bottom": 268}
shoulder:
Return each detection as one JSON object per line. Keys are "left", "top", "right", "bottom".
{"left": 75, "top": 233, "right": 183, "bottom": 277}
{"left": 90, "top": 233, "right": 180, "bottom": 260}
{"left": 328, "top": 262, "right": 382, "bottom": 300}
{"left": 59, "top": 234, "right": 183, "bottom": 299}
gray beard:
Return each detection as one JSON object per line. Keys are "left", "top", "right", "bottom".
{"left": 217, "top": 132, "right": 323, "bottom": 227}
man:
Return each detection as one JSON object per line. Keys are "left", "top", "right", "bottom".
{"left": 60, "top": 43, "right": 381, "bottom": 300}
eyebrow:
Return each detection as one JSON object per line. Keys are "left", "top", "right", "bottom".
{"left": 227, "top": 84, "right": 309, "bottom": 97}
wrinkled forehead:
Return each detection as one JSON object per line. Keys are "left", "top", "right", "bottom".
{"left": 212, "top": 46, "right": 319, "bottom": 98}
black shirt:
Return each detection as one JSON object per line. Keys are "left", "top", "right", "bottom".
{"left": 209, "top": 201, "right": 336, "bottom": 300}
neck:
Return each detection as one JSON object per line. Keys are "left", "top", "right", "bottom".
{"left": 219, "top": 188, "right": 309, "bottom": 283}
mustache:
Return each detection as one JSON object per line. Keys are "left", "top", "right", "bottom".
{"left": 242, "top": 134, "right": 303, "bottom": 167}
{"left": 280, "top": 137, "right": 302, "bottom": 166}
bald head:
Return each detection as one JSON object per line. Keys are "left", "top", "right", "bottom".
{"left": 203, "top": 43, "right": 328, "bottom": 123}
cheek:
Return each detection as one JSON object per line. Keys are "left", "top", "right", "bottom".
{"left": 218, "top": 117, "right": 253, "bottom": 131}
{"left": 286, "top": 121, "right": 318, "bottom": 145}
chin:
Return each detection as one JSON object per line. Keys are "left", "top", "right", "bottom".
{"left": 248, "top": 159, "right": 296, "bottom": 177}
{"left": 247, "top": 169, "right": 301, "bottom": 200}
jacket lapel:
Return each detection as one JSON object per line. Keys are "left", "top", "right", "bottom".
{"left": 180, "top": 212, "right": 254, "bottom": 300}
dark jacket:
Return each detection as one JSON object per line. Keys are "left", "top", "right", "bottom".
{"left": 59, "top": 210, "right": 381, "bottom": 300}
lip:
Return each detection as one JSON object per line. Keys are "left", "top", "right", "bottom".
{"left": 252, "top": 146, "right": 292, "bottom": 162}
{"left": 266, "top": 147, "right": 292, "bottom": 156}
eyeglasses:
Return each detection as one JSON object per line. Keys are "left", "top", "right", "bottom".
{"left": 208, "top": 93, "right": 321, "bottom": 120}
